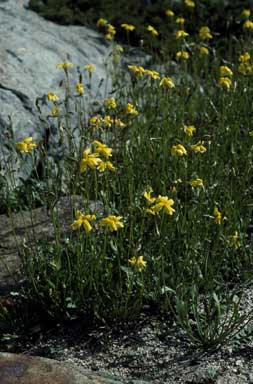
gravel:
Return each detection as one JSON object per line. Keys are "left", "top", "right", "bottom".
{"left": 1, "top": 288, "right": 253, "bottom": 383}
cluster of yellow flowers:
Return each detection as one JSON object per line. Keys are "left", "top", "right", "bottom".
{"left": 86, "top": 97, "right": 138, "bottom": 134}
{"left": 89, "top": 115, "right": 126, "bottom": 131}
{"left": 71, "top": 211, "right": 147, "bottom": 272}
{"left": 79, "top": 141, "right": 115, "bottom": 173}
{"left": 96, "top": 18, "right": 116, "bottom": 40}
{"left": 175, "top": 17, "right": 189, "bottom": 40}
{"left": 218, "top": 65, "right": 233, "bottom": 90}
{"left": 128, "top": 65, "right": 175, "bottom": 88}
{"left": 106, "top": 24, "right": 116, "bottom": 41}
{"left": 71, "top": 211, "right": 124, "bottom": 233}
{"left": 47, "top": 92, "right": 61, "bottom": 115}
{"left": 98, "top": 19, "right": 159, "bottom": 40}
{"left": 242, "top": 9, "right": 253, "bottom": 30}
{"left": 171, "top": 141, "right": 207, "bottom": 156}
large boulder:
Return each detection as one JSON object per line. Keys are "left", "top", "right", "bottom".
{"left": 0, "top": 353, "right": 124, "bottom": 384}
{"left": 0, "top": 0, "right": 112, "bottom": 178}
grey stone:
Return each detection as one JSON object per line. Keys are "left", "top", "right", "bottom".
{"left": 0, "top": 0, "right": 112, "bottom": 181}
{"left": 249, "top": 372, "right": 253, "bottom": 383}
{"left": 0, "top": 352, "right": 124, "bottom": 383}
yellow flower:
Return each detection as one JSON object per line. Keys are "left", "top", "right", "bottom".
{"left": 114, "top": 44, "right": 123, "bottom": 54}
{"left": 145, "top": 208, "right": 156, "bottom": 215}
{"left": 97, "top": 161, "right": 115, "bottom": 172}
{"left": 97, "top": 18, "right": 108, "bottom": 27}
{"left": 171, "top": 186, "right": 177, "bottom": 194}
{"left": 199, "top": 26, "right": 213, "bottom": 40}
{"left": 184, "top": 0, "right": 195, "bottom": 7}
{"left": 242, "top": 9, "right": 251, "bottom": 18}
{"left": 144, "top": 69, "right": 160, "bottom": 80}
{"left": 56, "top": 61, "right": 73, "bottom": 69}
{"left": 171, "top": 143, "right": 187, "bottom": 156}
{"left": 76, "top": 82, "right": 84, "bottom": 95}
{"left": 89, "top": 116, "right": 102, "bottom": 130}
{"left": 159, "top": 77, "right": 175, "bottom": 88}
{"left": 106, "top": 24, "right": 116, "bottom": 40}
{"left": 71, "top": 210, "right": 96, "bottom": 233}
{"left": 228, "top": 231, "right": 241, "bottom": 249}
{"left": 47, "top": 92, "right": 59, "bottom": 102}
{"left": 190, "top": 178, "right": 204, "bottom": 188}
{"left": 176, "top": 30, "right": 189, "bottom": 39}
{"left": 190, "top": 141, "right": 207, "bottom": 153}
{"left": 16, "top": 137, "right": 37, "bottom": 153}
{"left": 239, "top": 52, "right": 251, "bottom": 62}
{"left": 151, "top": 196, "right": 175, "bottom": 216}
{"left": 103, "top": 115, "right": 114, "bottom": 127}
{"left": 83, "top": 64, "right": 95, "bottom": 73}
{"left": 80, "top": 149, "right": 102, "bottom": 173}
{"left": 176, "top": 17, "right": 185, "bottom": 25}
{"left": 128, "top": 256, "right": 147, "bottom": 272}
{"left": 143, "top": 187, "right": 156, "bottom": 204}
{"left": 92, "top": 140, "right": 112, "bottom": 159}
{"left": 220, "top": 66, "right": 233, "bottom": 77}
{"left": 125, "top": 103, "right": 139, "bottom": 116}
{"left": 51, "top": 107, "right": 60, "bottom": 116}
{"left": 112, "top": 45, "right": 123, "bottom": 62}
{"left": 147, "top": 25, "right": 159, "bottom": 36}
{"left": 115, "top": 118, "right": 126, "bottom": 128}
{"left": 199, "top": 46, "right": 209, "bottom": 56}
{"left": 121, "top": 23, "right": 135, "bottom": 31}
{"left": 183, "top": 125, "right": 196, "bottom": 136}
{"left": 238, "top": 62, "right": 253, "bottom": 75}
{"left": 213, "top": 207, "right": 222, "bottom": 225}
{"left": 104, "top": 97, "right": 117, "bottom": 109}
{"left": 243, "top": 20, "right": 253, "bottom": 29}
{"left": 176, "top": 50, "right": 189, "bottom": 60}
{"left": 219, "top": 77, "right": 232, "bottom": 90}
{"left": 128, "top": 65, "right": 145, "bottom": 77}
{"left": 165, "top": 9, "right": 174, "bottom": 17}
{"left": 99, "top": 215, "right": 124, "bottom": 232}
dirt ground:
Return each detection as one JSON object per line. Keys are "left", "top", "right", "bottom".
{"left": 7, "top": 305, "right": 253, "bottom": 384}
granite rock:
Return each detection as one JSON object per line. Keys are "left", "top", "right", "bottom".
{"left": 0, "top": 0, "right": 112, "bottom": 180}
{"left": 0, "top": 352, "right": 124, "bottom": 384}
